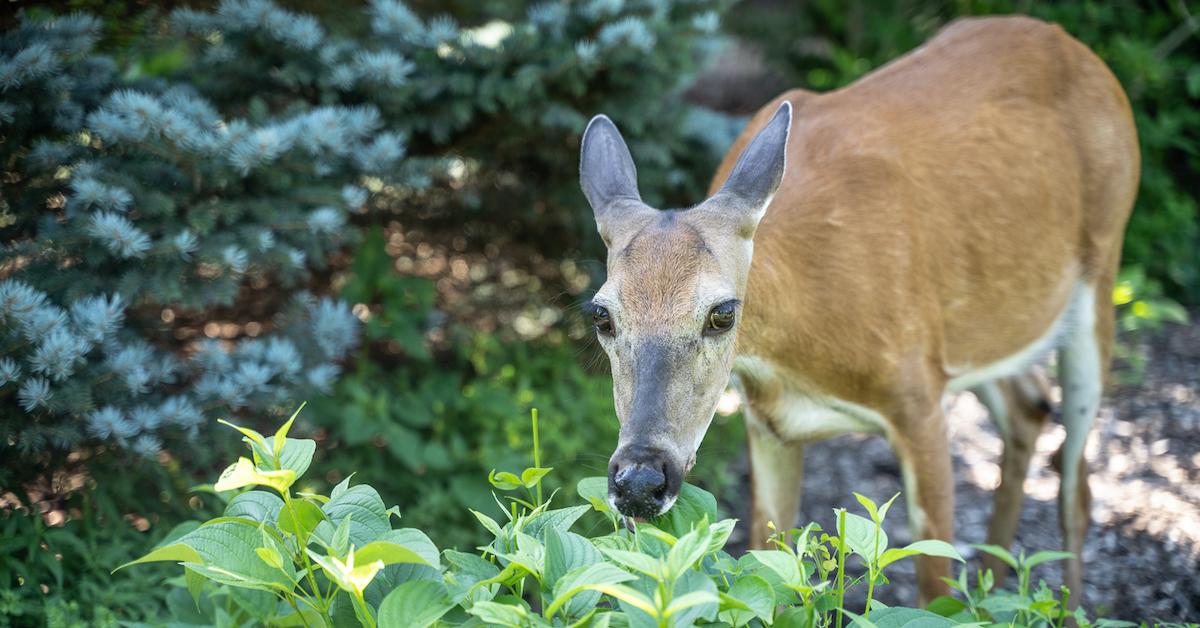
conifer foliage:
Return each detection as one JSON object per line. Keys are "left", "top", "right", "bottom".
{"left": 0, "top": 0, "right": 732, "bottom": 463}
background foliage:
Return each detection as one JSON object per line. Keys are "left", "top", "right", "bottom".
{"left": 1, "top": 0, "right": 1196, "bottom": 625}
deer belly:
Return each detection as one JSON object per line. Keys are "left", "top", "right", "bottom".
{"left": 733, "top": 356, "right": 889, "bottom": 441}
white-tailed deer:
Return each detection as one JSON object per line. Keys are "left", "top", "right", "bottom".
{"left": 580, "top": 16, "right": 1137, "bottom": 604}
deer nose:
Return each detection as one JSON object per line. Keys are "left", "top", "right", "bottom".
{"left": 608, "top": 446, "right": 677, "bottom": 518}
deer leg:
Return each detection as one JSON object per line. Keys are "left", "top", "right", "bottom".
{"left": 892, "top": 406, "right": 955, "bottom": 606}
{"left": 745, "top": 403, "right": 806, "bottom": 549}
{"left": 1055, "top": 285, "right": 1104, "bottom": 608}
{"left": 974, "top": 372, "right": 1052, "bottom": 586}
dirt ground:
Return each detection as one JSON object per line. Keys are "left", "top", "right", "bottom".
{"left": 720, "top": 322, "right": 1200, "bottom": 623}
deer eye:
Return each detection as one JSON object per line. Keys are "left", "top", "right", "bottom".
{"left": 591, "top": 305, "right": 615, "bottom": 336}
{"left": 704, "top": 301, "right": 737, "bottom": 336}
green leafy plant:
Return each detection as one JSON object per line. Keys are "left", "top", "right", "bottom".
{"left": 122, "top": 406, "right": 1124, "bottom": 627}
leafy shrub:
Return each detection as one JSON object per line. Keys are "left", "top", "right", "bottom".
{"left": 723, "top": 1, "right": 1200, "bottom": 304}
{"left": 125, "top": 409, "right": 1127, "bottom": 627}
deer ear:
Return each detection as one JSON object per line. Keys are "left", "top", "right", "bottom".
{"left": 580, "top": 114, "right": 642, "bottom": 220}
{"left": 712, "top": 101, "right": 792, "bottom": 235}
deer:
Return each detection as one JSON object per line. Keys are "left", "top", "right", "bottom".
{"left": 579, "top": 16, "right": 1138, "bottom": 605}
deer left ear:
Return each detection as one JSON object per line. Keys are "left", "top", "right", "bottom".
{"left": 709, "top": 101, "right": 792, "bottom": 236}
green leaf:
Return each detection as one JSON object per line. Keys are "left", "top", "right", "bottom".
{"left": 489, "top": 470, "right": 524, "bottom": 491}
{"left": 278, "top": 438, "right": 316, "bottom": 479}
{"left": 521, "top": 466, "right": 553, "bottom": 488}
{"left": 255, "top": 547, "right": 284, "bottom": 570}
{"left": 666, "top": 524, "right": 712, "bottom": 578}
{"left": 865, "top": 606, "right": 956, "bottom": 628}
{"left": 118, "top": 519, "right": 294, "bottom": 591}
{"left": 374, "top": 529, "right": 441, "bottom": 569}
{"left": 719, "top": 574, "right": 775, "bottom": 626}
{"left": 749, "top": 550, "right": 801, "bottom": 586}
{"left": 666, "top": 590, "right": 720, "bottom": 617}
{"left": 598, "top": 548, "right": 663, "bottom": 578}
{"left": 926, "top": 595, "right": 967, "bottom": 618}
{"left": 544, "top": 527, "right": 601, "bottom": 585}
{"left": 972, "top": 544, "right": 1018, "bottom": 570}
{"left": 576, "top": 476, "right": 610, "bottom": 514}
{"left": 1023, "top": 550, "right": 1074, "bottom": 569}
{"left": 273, "top": 403, "right": 306, "bottom": 454}
{"left": 214, "top": 457, "right": 296, "bottom": 494}
{"left": 854, "top": 492, "right": 879, "bottom": 523}
{"left": 318, "top": 484, "right": 391, "bottom": 547}
{"left": 378, "top": 579, "right": 453, "bottom": 628}
{"left": 277, "top": 500, "right": 325, "bottom": 539}
{"left": 545, "top": 562, "right": 636, "bottom": 618}
{"left": 355, "top": 539, "right": 431, "bottom": 567}
{"left": 586, "top": 583, "right": 657, "bottom": 616}
{"left": 522, "top": 505, "right": 590, "bottom": 540}
{"left": 841, "top": 512, "right": 888, "bottom": 563}
{"left": 224, "top": 491, "right": 284, "bottom": 523}
{"left": 467, "top": 600, "right": 530, "bottom": 627}
{"left": 650, "top": 483, "right": 718, "bottom": 537}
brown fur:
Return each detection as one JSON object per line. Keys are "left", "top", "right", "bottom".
{"left": 707, "top": 16, "right": 1138, "bottom": 603}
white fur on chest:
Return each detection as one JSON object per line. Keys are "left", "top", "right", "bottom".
{"left": 732, "top": 355, "right": 888, "bottom": 441}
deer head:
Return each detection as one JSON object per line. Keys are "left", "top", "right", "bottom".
{"left": 579, "top": 103, "right": 792, "bottom": 518}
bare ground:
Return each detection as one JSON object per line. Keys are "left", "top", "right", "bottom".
{"left": 720, "top": 323, "right": 1200, "bottom": 623}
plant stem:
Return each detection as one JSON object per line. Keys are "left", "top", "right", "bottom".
{"left": 531, "top": 408, "right": 543, "bottom": 506}
{"left": 836, "top": 509, "right": 847, "bottom": 628}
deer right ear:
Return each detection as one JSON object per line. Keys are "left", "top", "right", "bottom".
{"left": 580, "top": 115, "right": 643, "bottom": 222}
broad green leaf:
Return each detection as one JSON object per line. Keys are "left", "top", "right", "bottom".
{"left": 576, "top": 476, "right": 610, "bottom": 514}
{"left": 546, "top": 562, "right": 636, "bottom": 618}
{"left": 218, "top": 420, "right": 269, "bottom": 452}
{"left": 308, "top": 548, "right": 385, "bottom": 595}
{"left": 883, "top": 540, "right": 963, "bottom": 567}
{"left": 489, "top": 470, "right": 524, "bottom": 491}
{"left": 544, "top": 527, "right": 601, "bottom": 585}
{"left": 378, "top": 579, "right": 454, "bottom": 628}
{"left": 866, "top": 607, "right": 956, "bottom": 628}
{"left": 840, "top": 512, "right": 888, "bottom": 563}
{"left": 586, "top": 583, "right": 657, "bottom": 616}
{"left": 972, "top": 544, "right": 1018, "bottom": 570}
{"left": 277, "top": 500, "right": 325, "bottom": 539}
{"left": 706, "top": 519, "right": 737, "bottom": 555}
{"left": 278, "top": 438, "right": 316, "bottom": 479}
{"left": 273, "top": 403, "right": 306, "bottom": 454}
{"left": 472, "top": 509, "right": 505, "bottom": 538}
{"left": 374, "top": 529, "right": 440, "bottom": 569}
{"left": 719, "top": 575, "right": 775, "bottom": 626}
{"left": 255, "top": 547, "right": 284, "bottom": 570}
{"left": 599, "top": 548, "right": 663, "bottom": 578}
{"left": 1024, "top": 550, "right": 1074, "bottom": 569}
{"left": 318, "top": 484, "right": 390, "bottom": 547}
{"left": 118, "top": 518, "right": 294, "bottom": 591}
{"left": 331, "top": 473, "right": 355, "bottom": 500}
{"left": 180, "top": 562, "right": 285, "bottom": 593}
{"left": 521, "top": 466, "right": 553, "bottom": 487}
{"left": 854, "top": 493, "right": 880, "bottom": 523}
{"left": 650, "top": 483, "right": 718, "bottom": 537}
{"left": 467, "top": 600, "right": 530, "bottom": 627}
{"left": 214, "top": 457, "right": 296, "bottom": 494}
{"left": 355, "top": 539, "right": 430, "bottom": 567}
{"left": 926, "top": 595, "right": 967, "bottom": 618}
{"left": 665, "top": 591, "right": 720, "bottom": 618}
{"left": 522, "top": 505, "right": 590, "bottom": 540}
{"left": 749, "top": 550, "right": 801, "bottom": 586}
{"left": 666, "top": 524, "right": 712, "bottom": 578}
{"left": 224, "top": 491, "right": 284, "bottom": 523}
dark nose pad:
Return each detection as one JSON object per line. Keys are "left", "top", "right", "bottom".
{"left": 608, "top": 447, "right": 675, "bottom": 518}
